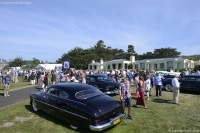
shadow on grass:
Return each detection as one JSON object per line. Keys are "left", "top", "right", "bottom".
{"left": 25, "top": 105, "right": 114, "bottom": 133}
{"left": 34, "top": 86, "right": 43, "bottom": 91}
{"left": 153, "top": 98, "right": 172, "bottom": 104}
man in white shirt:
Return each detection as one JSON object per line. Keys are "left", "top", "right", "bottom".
{"left": 171, "top": 74, "right": 180, "bottom": 104}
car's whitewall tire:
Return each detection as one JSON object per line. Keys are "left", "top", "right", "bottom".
{"left": 165, "top": 84, "right": 172, "bottom": 92}
{"left": 32, "top": 99, "right": 39, "bottom": 112}
{"left": 70, "top": 125, "right": 78, "bottom": 130}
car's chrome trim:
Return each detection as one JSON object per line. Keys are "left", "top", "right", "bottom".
{"left": 31, "top": 98, "right": 89, "bottom": 120}
{"left": 89, "top": 113, "right": 125, "bottom": 131}
{"left": 104, "top": 90, "right": 119, "bottom": 95}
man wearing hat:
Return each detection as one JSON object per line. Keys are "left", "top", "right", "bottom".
{"left": 154, "top": 73, "right": 164, "bottom": 97}
{"left": 171, "top": 74, "right": 180, "bottom": 104}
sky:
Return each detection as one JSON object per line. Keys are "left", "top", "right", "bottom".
{"left": 0, "top": 0, "right": 200, "bottom": 62}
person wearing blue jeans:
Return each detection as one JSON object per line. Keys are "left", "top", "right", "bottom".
{"left": 154, "top": 73, "right": 164, "bottom": 97}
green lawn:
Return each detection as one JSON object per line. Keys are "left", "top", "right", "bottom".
{"left": 0, "top": 76, "right": 35, "bottom": 92}
{"left": 0, "top": 86, "right": 199, "bottom": 133}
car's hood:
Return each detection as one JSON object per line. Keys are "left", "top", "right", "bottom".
{"left": 84, "top": 94, "right": 121, "bottom": 116}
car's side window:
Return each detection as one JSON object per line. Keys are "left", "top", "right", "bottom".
{"left": 186, "top": 77, "right": 195, "bottom": 81}
{"left": 90, "top": 77, "right": 95, "bottom": 82}
{"left": 47, "top": 88, "right": 60, "bottom": 97}
{"left": 196, "top": 78, "right": 200, "bottom": 82}
{"left": 180, "top": 77, "right": 186, "bottom": 81}
{"left": 59, "top": 91, "right": 69, "bottom": 99}
{"left": 97, "top": 77, "right": 103, "bottom": 81}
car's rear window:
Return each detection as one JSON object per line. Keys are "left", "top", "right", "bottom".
{"left": 196, "top": 78, "right": 200, "bottom": 82}
{"left": 75, "top": 89, "right": 102, "bottom": 99}
{"left": 181, "top": 77, "right": 195, "bottom": 81}
{"left": 97, "top": 76, "right": 113, "bottom": 81}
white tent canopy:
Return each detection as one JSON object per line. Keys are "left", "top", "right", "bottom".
{"left": 35, "top": 64, "right": 62, "bottom": 70}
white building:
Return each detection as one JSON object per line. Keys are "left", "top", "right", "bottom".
{"left": 88, "top": 56, "right": 135, "bottom": 70}
{"left": 194, "top": 60, "right": 200, "bottom": 66}
{"left": 133, "top": 57, "right": 195, "bottom": 70}
{"left": 88, "top": 56, "right": 195, "bottom": 71}
{"left": 35, "top": 64, "right": 62, "bottom": 71}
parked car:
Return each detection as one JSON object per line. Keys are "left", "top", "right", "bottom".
{"left": 154, "top": 71, "right": 169, "bottom": 76}
{"left": 162, "top": 78, "right": 174, "bottom": 91}
{"left": 162, "top": 75, "right": 200, "bottom": 93}
{"left": 85, "top": 74, "right": 120, "bottom": 95}
{"left": 179, "top": 75, "right": 200, "bottom": 93}
{"left": 30, "top": 83, "right": 124, "bottom": 131}
{"left": 163, "top": 72, "right": 181, "bottom": 79}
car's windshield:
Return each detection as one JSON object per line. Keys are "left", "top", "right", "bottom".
{"left": 75, "top": 89, "right": 103, "bottom": 99}
{"left": 97, "top": 76, "right": 113, "bottom": 81}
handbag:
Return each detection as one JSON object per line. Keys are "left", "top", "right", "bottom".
{"left": 145, "top": 86, "right": 150, "bottom": 92}
{"left": 136, "top": 91, "right": 140, "bottom": 98}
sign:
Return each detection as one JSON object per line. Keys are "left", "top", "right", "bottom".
{"left": 62, "top": 57, "right": 70, "bottom": 71}
{"left": 63, "top": 61, "right": 70, "bottom": 69}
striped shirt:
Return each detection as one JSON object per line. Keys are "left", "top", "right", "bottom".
{"left": 119, "top": 80, "right": 131, "bottom": 99}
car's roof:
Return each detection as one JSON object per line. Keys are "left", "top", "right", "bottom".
{"left": 182, "top": 75, "right": 200, "bottom": 77}
{"left": 86, "top": 74, "right": 107, "bottom": 77}
{"left": 53, "top": 83, "right": 96, "bottom": 93}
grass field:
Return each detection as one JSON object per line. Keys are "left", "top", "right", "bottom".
{"left": 0, "top": 86, "right": 199, "bottom": 133}
{"left": 0, "top": 76, "right": 34, "bottom": 92}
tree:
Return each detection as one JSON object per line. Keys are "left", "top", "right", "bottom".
{"left": 153, "top": 47, "right": 181, "bottom": 58}
{"left": 58, "top": 47, "right": 92, "bottom": 69}
{"left": 91, "top": 40, "right": 113, "bottom": 61}
{"left": 139, "top": 47, "right": 181, "bottom": 59}
{"left": 56, "top": 41, "right": 141, "bottom": 69}
{"left": 126, "top": 44, "right": 139, "bottom": 60}
{"left": 185, "top": 56, "right": 198, "bottom": 61}
{"left": 112, "top": 48, "right": 126, "bottom": 59}
{"left": 32, "top": 58, "right": 40, "bottom": 67}
{"left": 9, "top": 57, "right": 24, "bottom": 67}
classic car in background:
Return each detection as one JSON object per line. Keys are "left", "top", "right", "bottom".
{"left": 162, "top": 75, "right": 200, "bottom": 93}
{"left": 85, "top": 74, "right": 120, "bottom": 95}
{"left": 163, "top": 72, "right": 181, "bottom": 79}
{"left": 30, "top": 83, "right": 124, "bottom": 131}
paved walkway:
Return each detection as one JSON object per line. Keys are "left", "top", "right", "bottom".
{"left": 0, "top": 84, "right": 45, "bottom": 109}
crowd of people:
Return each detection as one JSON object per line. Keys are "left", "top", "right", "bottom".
{"left": 1, "top": 68, "right": 200, "bottom": 121}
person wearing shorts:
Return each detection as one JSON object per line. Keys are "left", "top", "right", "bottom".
{"left": 119, "top": 77, "right": 132, "bottom": 120}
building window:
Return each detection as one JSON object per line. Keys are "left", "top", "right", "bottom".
{"left": 94, "top": 65, "right": 97, "bottom": 69}
{"left": 160, "top": 63, "right": 164, "bottom": 69}
{"left": 118, "top": 63, "right": 122, "bottom": 69}
{"left": 140, "top": 63, "right": 145, "bottom": 69}
{"left": 167, "top": 61, "right": 173, "bottom": 68}
{"left": 149, "top": 64, "right": 152, "bottom": 69}
{"left": 154, "top": 64, "right": 157, "bottom": 69}
{"left": 90, "top": 65, "right": 92, "bottom": 70}
{"left": 135, "top": 64, "right": 138, "bottom": 69}
{"left": 107, "top": 65, "right": 110, "bottom": 70}
{"left": 112, "top": 64, "right": 116, "bottom": 69}
{"left": 177, "top": 62, "right": 181, "bottom": 68}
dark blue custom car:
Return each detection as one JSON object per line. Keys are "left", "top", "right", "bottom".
{"left": 162, "top": 75, "right": 200, "bottom": 93}
{"left": 30, "top": 83, "right": 124, "bottom": 131}
{"left": 85, "top": 74, "right": 120, "bottom": 95}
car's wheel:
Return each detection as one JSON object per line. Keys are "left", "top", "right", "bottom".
{"left": 70, "top": 125, "right": 78, "bottom": 130}
{"left": 32, "top": 99, "right": 39, "bottom": 112}
{"left": 165, "top": 84, "right": 172, "bottom": 92}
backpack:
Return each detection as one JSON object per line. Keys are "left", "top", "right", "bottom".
{"left": 4, "top": 76, "right": 10, "bottom": 85}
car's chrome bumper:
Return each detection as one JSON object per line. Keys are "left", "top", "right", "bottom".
{"left": 89, "top": 113, "right": 125, "bottom": 131}
{"left": 104, "top": 90, "right": 119, "bottom": 95}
